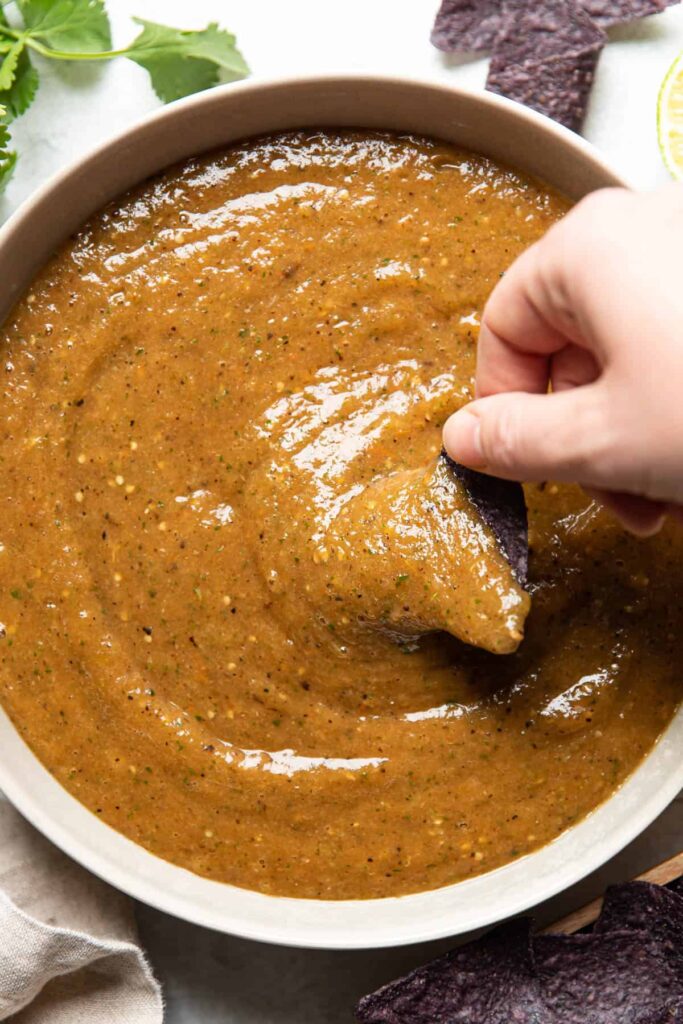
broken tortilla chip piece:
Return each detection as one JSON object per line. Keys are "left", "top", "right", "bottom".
{"left": 485, "top": 0, "right": 605, "bottom": 130}
{"left": 593, "top": 880, "right": 683, "bottom": 958}
{"left": 430, "top": 0, "right": 681, "bottom": 131}
{"left": 356, "top": 919, "right": 543, "bottom": 1024}
{"left": 536, "top": 929, "right": 683, "bottom": 1022}
{"left": 487, "top": 46, "right": 602, "bottom": 131}
{"left": 669, "top": 876, "right": 683, "bottom": 898}
{"left": 493, "top": 0, "right": 606, "bottom": 65}
{"left": 582, "top": 0, "right": 669, "bottom": 26}
{"left": 356, "top": 879, "right": 683, "bottom": 1023}
{"left": 431, "top": 0, "right": 506, "bottom": 53}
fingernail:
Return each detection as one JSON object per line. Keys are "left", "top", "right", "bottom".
{"left": 443, "top": 409, "right": 486, "bottom": 469}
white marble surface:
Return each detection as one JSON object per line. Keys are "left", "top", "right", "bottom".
{"left": 1, "top": 1, "right": 682, "bottom": 1021}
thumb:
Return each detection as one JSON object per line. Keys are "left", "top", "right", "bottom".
{"left": 443, "top": 386, "right": 611, "bottom": 484}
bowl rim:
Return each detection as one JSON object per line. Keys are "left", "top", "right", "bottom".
{"left": 0, "top": 71, "right": 678, "bottom": 951}
{"left": 0, "top": 69, "right": 633, "bottom": 249}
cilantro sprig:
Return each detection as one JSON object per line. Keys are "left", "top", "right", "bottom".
{"left": 0, "top": 0, "right": 249, "bottom": 193}
{"left": 0, "top": 112, "right": 17, "bottom": 189}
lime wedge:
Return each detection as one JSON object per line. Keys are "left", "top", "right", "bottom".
{"left": 658, "top": 50, "right": 683, "bottom": 180}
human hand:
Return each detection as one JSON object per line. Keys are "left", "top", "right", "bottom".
{"left": 443, "top": 184, "right": 683, "bottom": 535}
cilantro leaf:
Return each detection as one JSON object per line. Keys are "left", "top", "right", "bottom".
{"left": 0, "top": 49, "right": 39, "bottom": 121}
{"left": 0, "top": 42, "right": 23, "bottom": 92}
{"left": 0, "top": 4, "right": 249, "bottom": 201}
{"left": 0, "top": 115, "right": 16, "bottom": 190}
{"left": 0, "top": 5, "right": 40, "bottom": 123}
{"left": 18, "top": 0, "right": 112, "bottom": 53}
{"left": 125, "top": 19, "right": 249, "bottom": 103}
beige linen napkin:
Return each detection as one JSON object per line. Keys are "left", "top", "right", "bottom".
{"left": 0, "top": 798, "right": 163, "bottom": 1023}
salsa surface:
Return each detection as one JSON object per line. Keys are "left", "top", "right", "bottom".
{"left": 0, "top": 131, "right": 680, "bottom": 899}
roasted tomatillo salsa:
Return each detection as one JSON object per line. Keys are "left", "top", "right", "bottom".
{"left": 0, "top": 132, "right": 680, "bottom": 899}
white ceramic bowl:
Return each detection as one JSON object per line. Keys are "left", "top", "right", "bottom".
{"left": 0, "top": 74, "right": 681, "bottom": 950}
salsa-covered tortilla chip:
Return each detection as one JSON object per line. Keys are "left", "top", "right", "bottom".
{"left": 322, "top": 455, "right": 530, "bottom": 654}
{"left": 442, "top": 453, "right": 529, "bottom": 587}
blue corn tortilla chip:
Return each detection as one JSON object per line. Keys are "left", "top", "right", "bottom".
{"left": 669, "top": 876, "right": 683, "bottom": 899}
{"left": 431, "top": 0, "right": 506, "bottom": 53}
{"left": 485, "top": 0, "right": 605, "bottom": 131}
{"left": 428, "top": 0, "right": 667, "bottom": 131}
{"left": 535, "top": 929, "right": 683, "bottom": 1022}
{"left": 582, "top": 0, "right": 669, "bottom": 26}
{"left": 355, "top": 918, "right": 544, "bottom": 1024}
{"left": 594, "top": 881, "right": 683, "bottom": 967}
{"left": 357, "top": 880, "right": 683, "bottom": 1023}
{"left": 442, "top": 452, "right": 529, "bottom": 586}
{"left": 492, "top": 0, "right": 606, "bottom": 66}
{"left": 487, "top": 45, "right": 602, "bottom": 131}
{"left": 429, "top": 0, "right": 682, "bottom": 131}
{"left": 429, "top": 0, "right": 677, "bottom": 55}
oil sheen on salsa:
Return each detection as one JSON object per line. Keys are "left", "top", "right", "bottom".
{"left": 0, "top": 132, "right": 680, "bottom": 900}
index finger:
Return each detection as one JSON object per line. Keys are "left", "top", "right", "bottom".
{"left": 475, "top": 231, "right": 585, "bottom": 399}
